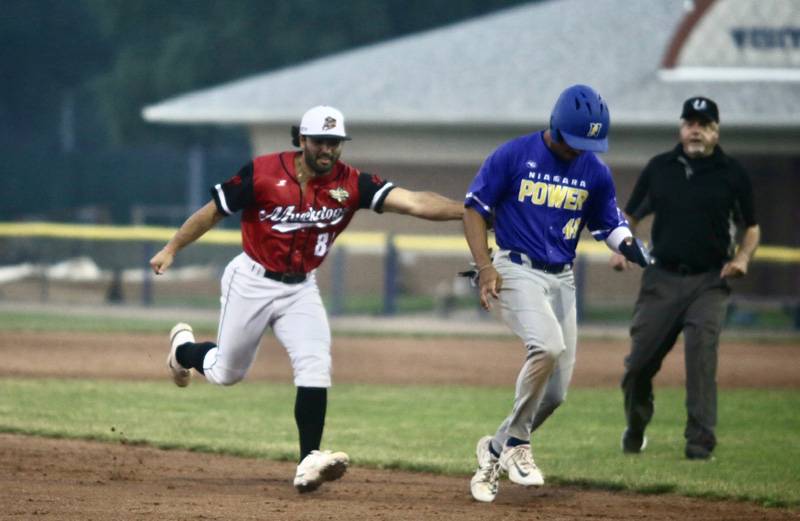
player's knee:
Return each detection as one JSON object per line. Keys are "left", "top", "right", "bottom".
{"left": 218, "top": 372, "right": 246, "bottom": 386}
{"left": 205, "top": 367, "right": 247, "bottom": 386}
{"left": 292, "top": 354, "right": 332, "bottom": 388}
{"left": 550, "top": 342, "right": 567, "bottom": 359}
{"left": 527, "top": 342, "right": 564, "bottom": 362}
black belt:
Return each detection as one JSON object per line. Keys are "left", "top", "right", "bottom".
{"left": 509, "top": 252, "right": 571, "bottom": 274}
{"left": 655, "top": 261, "right": 714, "bottom": 276}
{"left": 263, "top": 270, "right": 307, "bottom": 284}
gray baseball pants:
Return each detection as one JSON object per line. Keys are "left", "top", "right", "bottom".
{"left": 490, "top": 251, "right": 577, "bottom": 447}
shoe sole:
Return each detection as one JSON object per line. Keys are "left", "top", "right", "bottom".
{"left": 508, "top": 476, "right": 544, "bottom": 487}
{"left": 319, "top": 459, "right": 348, "bottom": 484}
{"left": 295, "top": 458, "right": 348, "bottom": 494}
{"left": 506, "top": 471, "right": 544, "bottom": 487}
{"left": 168, "top": 323, "right": 194, "bottom": 387}
{"left": 470, "top": 485, "right": 498, "bottom": 503}
{"left": 295, "top": 481, "right": 321, "bottom": 493}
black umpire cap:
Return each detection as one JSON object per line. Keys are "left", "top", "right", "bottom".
{"left": 681, "top": 96, "right": 719, "bottom": 123}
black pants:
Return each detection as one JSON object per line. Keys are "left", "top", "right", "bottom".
{"left": 621, "top": 266, "right": 730, "bottom": 451}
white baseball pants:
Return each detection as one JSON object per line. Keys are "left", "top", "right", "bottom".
{"left": 202, "top": 253, "right": 332, "bottom": 388}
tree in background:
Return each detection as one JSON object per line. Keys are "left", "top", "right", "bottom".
{"left": 1, "top": 0, "right": 534, "bottom": 222}
{"left": 0, "top": 0, "right": 108, "bottom": 149}
{"left": 85, "top": 0, "right": 534, "bottom": 144}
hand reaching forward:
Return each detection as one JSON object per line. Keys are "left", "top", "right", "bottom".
{"left": 149, "top": 248, "right": 175, "bottom": 275}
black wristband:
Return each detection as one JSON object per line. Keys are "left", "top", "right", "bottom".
{"left": 618, "top": 238, "right": 652, "bottom": 268}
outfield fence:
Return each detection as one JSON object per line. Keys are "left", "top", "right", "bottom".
{"left": 1, "top": 222, "right": 798, "bottom": 328}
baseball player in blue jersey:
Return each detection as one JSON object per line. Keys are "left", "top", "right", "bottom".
{"left": 463, "top": 84, "right": 650, "bottom": 502}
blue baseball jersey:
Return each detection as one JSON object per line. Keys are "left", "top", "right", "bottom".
{"left": 465, "top": 131, "right": 627, "bottom": 264}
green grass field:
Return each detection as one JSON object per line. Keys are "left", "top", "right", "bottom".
{"left": 0, "top": 311, "right": 217, "bottom": 334}
{"left": 1, "top": 311, "right": 798, "bottom": 509}
{"left": 0, "top": 378, "right": 797, "bottom": 508}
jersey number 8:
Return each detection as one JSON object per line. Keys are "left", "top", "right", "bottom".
{"left": 315, "top": 232, "right": 334, "bottom": 257}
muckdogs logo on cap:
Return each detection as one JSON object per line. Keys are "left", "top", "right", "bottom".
{"left": 299, "top": 105, "right": 352, "bottom": 140}
{"left": 322, "top": 117, "right": 337, "bottom": 131}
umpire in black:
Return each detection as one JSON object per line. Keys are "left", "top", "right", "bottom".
{"left": 610, "top": 96, "right": 760, "bottom": 460}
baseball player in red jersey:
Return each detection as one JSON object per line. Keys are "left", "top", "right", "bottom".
{"left": 149, "top": 105, "right": 463, "bottom": 493}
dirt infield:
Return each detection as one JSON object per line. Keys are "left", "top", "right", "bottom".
{"left": 4, "top": 331, "right": 798, "bottom": 388}
{"left": 1, "top": 331, "right": 798, "bottom": 520}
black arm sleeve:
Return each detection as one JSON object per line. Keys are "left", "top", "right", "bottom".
{"left": 357, "top": 172, "right": 396, "bottom": 213}
{"left": 619, "top": 237, "right": 652, "bottom": 267}
{"left": 209, "top": 161, "right": 255, "bottom": 215}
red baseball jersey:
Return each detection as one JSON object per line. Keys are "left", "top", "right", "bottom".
{"left": 210, "top": 151, "right": 395, "bottom": 274}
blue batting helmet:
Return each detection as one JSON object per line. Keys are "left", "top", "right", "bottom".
{"left": 549, "top": 84, "right": 610, "bottom": 153}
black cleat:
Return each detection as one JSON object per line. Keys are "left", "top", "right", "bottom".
{"left": 685, "top": 444, "right": 714, "bottom": 460}
{"left": 621, "top": 428, "right": 647, "bottom": 454}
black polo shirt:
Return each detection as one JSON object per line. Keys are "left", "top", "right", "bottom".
{"left": 625, "top": 144, "right": 757, "bottom": 272}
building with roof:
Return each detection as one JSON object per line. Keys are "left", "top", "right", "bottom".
{"left": 144, "top": 0, "right": 800, "bottom": 301}
{"left": 144, "top": 0, "right": 800, "bottom": 159}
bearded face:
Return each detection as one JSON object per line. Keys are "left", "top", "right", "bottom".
{"left": 301, "top": 136, "right": 344, "bottom": 174}
{"left": 680, "top": 118, "right": 719, "bottom": 158}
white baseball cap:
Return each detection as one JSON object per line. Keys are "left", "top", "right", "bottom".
{"left": 299, "top": 105, "right": 351, "bottom": 140}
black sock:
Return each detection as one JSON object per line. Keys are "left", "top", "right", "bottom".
{"left": 506, "top": 436, "right": 529, "bottom": 447}
{"left": 295, "top": 387, "right": 327, "bottom": 462}
{"left": 175, "top": 341, "right": 216, "bottom": 375}
{"left": 488, "top": 440, "right": 501, "bottom": 458}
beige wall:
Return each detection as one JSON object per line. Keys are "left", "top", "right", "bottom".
{"left": 247, "top": 125, "right": 799, "bottom": 303}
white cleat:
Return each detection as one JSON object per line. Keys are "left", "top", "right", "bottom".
{"left": 499, "top": 444, "right": 544, "bottom": 487}
{"left": 168, "top": 322, "right": 194, "bottom": 387}
{"left": 293, "top": 450, "right": 349, "bottom": 493}
{"left": 470, "top": 435, "right": 501, "bottom": 503}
